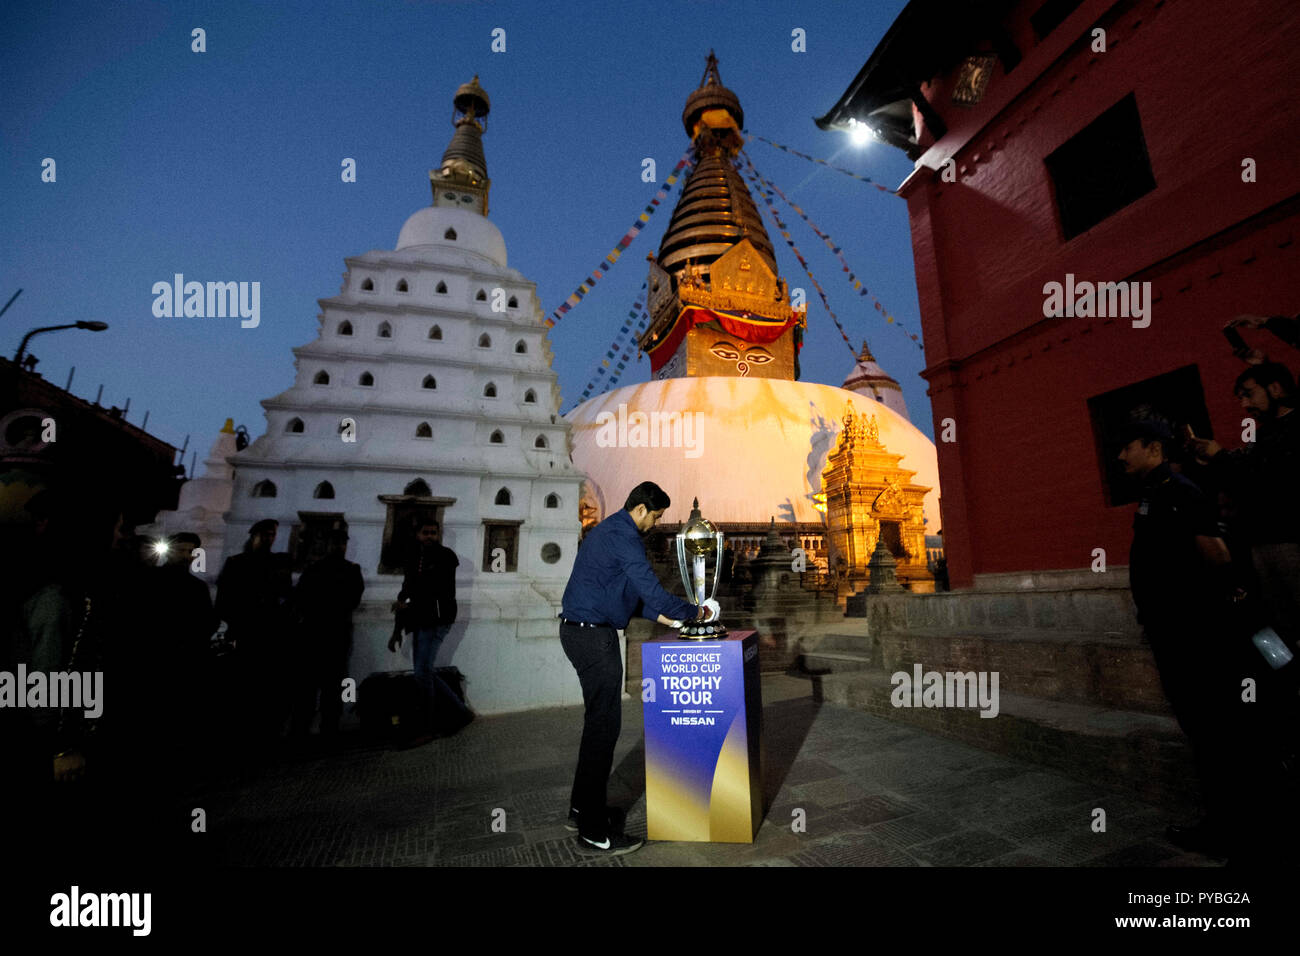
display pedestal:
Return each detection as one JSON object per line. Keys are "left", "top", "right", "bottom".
{"left": 641, "top": 630, "right": 764, "bottom": 843}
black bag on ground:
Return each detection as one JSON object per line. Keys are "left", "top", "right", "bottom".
{"left": 358, "top": 671, "right": 424, "bottom": 740}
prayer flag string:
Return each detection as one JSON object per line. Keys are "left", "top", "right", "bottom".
{"left": 544, "top": 151, "right": 693, "bottom": 329}
{"left": 739, "top": 147, "right": 923, "bottom": 352}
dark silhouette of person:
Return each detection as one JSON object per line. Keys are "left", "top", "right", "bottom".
{"left": 390, "top": 519, "right": 471, "bottom": 744}
{"left": 291, "top": 529, "right": 364, "bottom": 742}
{"left": 1118, "top": 414, "right": 1275, "bottom": 861}
{"left": 215, "top": 519, "right": 293, "bottom": 771}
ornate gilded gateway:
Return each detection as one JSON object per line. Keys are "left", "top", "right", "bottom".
{"left": 820, "top": 404, "right": 933, "bottom": 593}
{"left": 640, "top": 53, "right": 805, "bottom": 381}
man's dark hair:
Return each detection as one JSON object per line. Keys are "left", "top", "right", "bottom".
{"left": 1235, "top": 361, "right": 1296, "bottom": 402}
{"left": 624, "top": 481, "right": 671, "bottom": 513}
{"left": 171, "top": 532, "right": 201, "bottom": 548}
{"left": 248, "top": 519, "right": 278, "bottom": 538}
{"left": 1118, "top": 411, "right": 1174, "bottom": 459}
{"left": 417, "top": 518, "right": 440, "bottom": 532}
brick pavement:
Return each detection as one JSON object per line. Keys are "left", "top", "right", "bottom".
{"left": 197, "top": 675, "right": 1219, "bottom": 867}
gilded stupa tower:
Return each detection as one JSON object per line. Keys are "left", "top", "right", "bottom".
{"left": 641, "top": 52, "right": 806, "bottom": 380}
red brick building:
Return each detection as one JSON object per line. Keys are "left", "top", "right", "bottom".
{"left": 818, "top": 0, "right": 1299, "bottom": 588}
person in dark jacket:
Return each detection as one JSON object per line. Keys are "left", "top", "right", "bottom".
{"left": 215, "top": 519, "right": 293, "bottom": 766}
{"left": 1119, "top": 415, "right": 1277, "bottom": 861}
{"left": 390, "top": 519, "right": 471, "bottom": 740}
{"left": 291, "top": 530, "right": 364, "bottom": 740}
{"left": 558, "top": 480, "right": 714, "bottom": 856}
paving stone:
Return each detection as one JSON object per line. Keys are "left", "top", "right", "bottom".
{"left": 909, "top": 829, "right": 1017, "bottom": 866}
{"left": 197, "top": 675, "right": 1203, "bottom": 868}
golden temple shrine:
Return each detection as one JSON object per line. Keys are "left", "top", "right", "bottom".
{"left": 821, "top": 404, "right": 933, "bottom": 593}
{"left": 641, "top": 52, "right": 806, "bottom": 381}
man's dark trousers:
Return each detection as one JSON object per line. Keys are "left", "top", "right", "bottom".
{"left": 560, "top": 622, "right": 623, "bottom": 842}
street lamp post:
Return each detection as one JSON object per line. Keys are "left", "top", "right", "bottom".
{"left": 13, "top": 321, "right": 109, "bottom": 364}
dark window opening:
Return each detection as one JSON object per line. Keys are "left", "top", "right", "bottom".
{"left": 482, "top": 521, "right": 521, "bottom": 572}
{"left": 1046, "top": 93, "right": 1156, "bottom": 239}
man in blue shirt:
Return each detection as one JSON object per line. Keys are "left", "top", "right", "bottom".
{"left": 559, "top": 480, "right": 713, "bottom": 855}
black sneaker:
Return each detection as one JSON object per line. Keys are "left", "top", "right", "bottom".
{"left": 565, "top": 806, "right": 626, "bottom": 832}
{"left": 574, "top": 832, "right": 643, "bottom": 856}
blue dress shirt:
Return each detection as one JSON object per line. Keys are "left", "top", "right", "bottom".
{"left": 561, "top": 509, "right": 698, "bottom": 629}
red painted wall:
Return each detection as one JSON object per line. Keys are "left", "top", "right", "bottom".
{"left": 900, "top": 0, "right": 1300, "bottom": 587}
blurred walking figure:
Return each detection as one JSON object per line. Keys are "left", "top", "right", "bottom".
{"left": 1186, "top": 362, "right": 1300, "bottom": 648}
{"left": 291, "top": 528, "right": 364, "bottom": 742}
{"left": 389, "top": 519, "right": 472, "bottom": 744}
{"left": 1118, "top": 414, "right": 1274, "bottom": 861}
{"left": 216, "top": 519, "right": 293, "bottom": 770}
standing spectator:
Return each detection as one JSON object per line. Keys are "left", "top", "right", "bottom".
{"left": 1186, "top": 362, "right": 1299, "bottom": 648}
{"left": 389, "top": 520, "right": 472, "bottom": 744}
{"left": 1118, "top": 415, "right": 1265, "bottom": 860}
{"left": 292, "top": 529, "right": 364, "bottom": 742}
{"left": 215, "top": 519, "right": 293, "bottom": 769}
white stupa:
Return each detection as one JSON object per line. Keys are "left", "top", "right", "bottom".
{"left": 842, "top": 340, "right": 910, "bottom": 422}
{"left": 222, "top": 77, "right": 584, "bottom": 714}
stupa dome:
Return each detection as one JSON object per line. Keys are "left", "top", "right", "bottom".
{"left": 396, "top": 205, "right": 507, "bottom": 268}
{"left": 565, "top": 377, "right": 939, "bottom": 527}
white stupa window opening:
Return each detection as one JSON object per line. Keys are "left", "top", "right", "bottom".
{"left": 444, "top": 228, "right": 457, "bottom": 241}
{"left": 435, "top": 281, "right": 448, "bottom": 294}
{"left": 475, "top": 289, "right": 487, "bottom": 302}
{"left": 478, "top": 333, "right": 491, "bottom": 348}
{"left": 523, "top": 389, "right": 537, "bottom": 404}
{"left": 514, "top": 339, "right": 527, "bottom": 354}
{"left": 544, "top": 493, "right": 560, "bottom": 509}
{"left": 494, "top": 488, "right": 511, "bottom": 506}
{"left": 481, "top": 521, "right": 519, "bottom": 572}
{"left": 540, "top": 543, "right": 562, "bottom": 564}
{"left": 484, "top": 383, "right": 497, "bottom": 398}
{"left": 337, "top": 321, "right": 353, "bottom": 336}
{"left": 360, "top": 278, "right": 374, "bottom": 291}
{"left": 286, "top": 417, "right": 305, "bottom": 433}
{"left": 533, "top": 435, "right": 548, "bottom": 449}
{"left": 314, "top": 481, "right": 335, "bottom": 500}
{"left": 507, "top": 296, "right": 518, "bottom": 309}
{"left": 489, "top": 430, "right": 504, "bottom": 444}
{"left": 359, "top": 371, "right": 375, "bottom": 387}
{"left": 313, "top": 371, "right": 330, "bottom": 385}
{"left": 422, "top": 375, "right": 437, "bottom": 389}
{"left": 415, "top": 422, "right": 433, "bottom": 439}
{"left": 251, "top": 479, "right": 277, "bottom": 498}
{"left": 396, "top": 279, "right": 409, "bottom": 293}
{"left": 429, "top": 324, "right": 443, "bottom": 340}
{"left": 377, "top": 321, "right": 392, "bottom": 338}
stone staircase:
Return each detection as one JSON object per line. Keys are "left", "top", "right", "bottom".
{"left": 796, "top": 623, "right": 1201, "bottom": 814}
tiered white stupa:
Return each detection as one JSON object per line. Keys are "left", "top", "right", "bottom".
{"left": 222, "top": 77, "right": 584, "bottom": 713}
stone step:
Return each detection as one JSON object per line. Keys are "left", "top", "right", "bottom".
{"left": 801, "top": 650, "right": 875, "bottom": 672}
{"left": 800, "top": 628, "right": 1169, "bottom": 715}
{"left": 817, "top": 670, "right": 1198, "bottom": 813}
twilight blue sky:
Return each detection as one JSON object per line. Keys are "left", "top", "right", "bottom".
{"left": 1, "top": 0, "right": 926, "bottom": 467}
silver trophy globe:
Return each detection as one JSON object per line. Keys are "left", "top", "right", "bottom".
{"left": 675, "top": 498, "right": 727, "bottom": 639}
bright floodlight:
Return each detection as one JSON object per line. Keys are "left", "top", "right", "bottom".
{"left": 153, "top": 540, "right": 169, "bottom": 556}
{"left": 849, "top": 120, "right": 873, "bottom": 146}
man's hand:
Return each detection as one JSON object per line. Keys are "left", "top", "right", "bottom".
{"left": 387, "top": 632, "right": 402, "bottom": 652}
{"left": 54, "top": 751, "right": 86, "bottom": 784}
{"left": 1183, "top": 424, "right": 1222, "bottom": 462}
